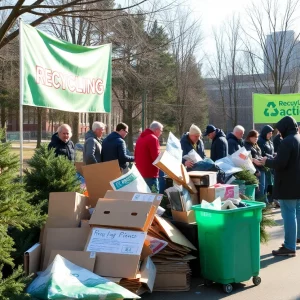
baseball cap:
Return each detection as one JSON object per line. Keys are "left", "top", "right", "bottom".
{"left": 203, "top": 124, "right": 216, "bottom": 136}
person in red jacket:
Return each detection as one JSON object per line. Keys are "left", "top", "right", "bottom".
{"left": 135, "top": 121, "right": 163, "bottom": 193}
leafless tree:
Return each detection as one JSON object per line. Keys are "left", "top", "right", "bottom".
{"left": 244, "top": 0, "right": 300, "bottom": 94}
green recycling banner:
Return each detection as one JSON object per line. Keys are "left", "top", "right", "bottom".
{"left": 253, "top": 93, "right": 300, "bottom": 123}
{"left": 20, "top": 21, "right": 111, "bottom": 113}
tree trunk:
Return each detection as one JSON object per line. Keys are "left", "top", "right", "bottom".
{"left": 72, "top": 113, "right": 79, "bottom": 143}
{"left": 1, "top": 105, "right": 6, "bottom": 142}
{"left": 36, "top": 107, "right": 42, "bottom": 148}
{"left": 89, "top": 113, "right": 95, "bottom": 129}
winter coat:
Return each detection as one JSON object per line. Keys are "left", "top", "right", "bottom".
{"left": 101, "top": 131, "right": 134, "bottom": 169}
{"left": 258, "top": 125, "right": 274, "bottom": 158}
{"left": 265, "top": 116, "right": 300, "bottom": 199}
{"left": 273, "top": 134, "right": 282, "bottom": 153}
{"left": 244, "top": 141, "right": 263, "bottom": 172}
{"left": 135, "top": 128, "right": 160, "bottom": 178}
{"left": 227, "top": 132, "right": 244, "bottom": 155}
{"left": 180, "top": 133, "right": 206, "bottom": 163}
{"left": 210, "top": 129, "right": 228, "bottom": 161}
{"left": 48, "top": 132, "right": 75, "bottom": 161}
{"left": 83, "top": 130, "right": 102, "bottom": 165}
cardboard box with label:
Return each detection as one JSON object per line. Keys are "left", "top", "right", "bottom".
{"left": 200, "top": 184, "right": 239, "bottom": 203}
{"left": 85, "top": 227, "right": 146, "bottom": 278}
{"left": 188, "top": 171, "right": 217, "bottom": 187}
{"left": 89, "top": 199, "right": 156, "bottom": 232}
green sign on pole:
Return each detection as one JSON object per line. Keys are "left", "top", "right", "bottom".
{"left": 253, "top": 93, "right": 300, "bottom": 123}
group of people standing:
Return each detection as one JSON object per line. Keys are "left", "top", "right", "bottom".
{"left": 48, "top": 116, "right": 300, "bottom": 257}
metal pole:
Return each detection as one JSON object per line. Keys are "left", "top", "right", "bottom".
{"left": 18, "top": 18, "right": 24, "bottom": 178}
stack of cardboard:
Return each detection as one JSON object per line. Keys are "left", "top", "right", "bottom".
{"left": 147, "top": 215, "right": 197, "bottom": 291}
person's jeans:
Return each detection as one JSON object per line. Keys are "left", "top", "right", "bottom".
{"left": 279, "top": 199, "right": 300, "bottom": 251}
{"left": 144, "top": 178, "right": 159, "bottom": 193}
{"left": 257, "top": 170, "right": 268, "bottom": 203}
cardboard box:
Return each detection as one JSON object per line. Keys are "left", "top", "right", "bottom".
{"left": 24, "top": 243, "right": 41, "bottom": 275}
{"left": 82, "top": 160, "right": 121, "bottom": 207}
{"left": 48, "top": 250, "right": 96, "bottom": 272}
{"left": 104, "top": 191, "right": 163, "bottom": 208}
{"left": 188, "top": 171, "right": 217, "bottom": 187}
{"left": 153, "top": 151, "right": 197, "bottom": 193}
{"left": 75, "top": 162, "right": 85, "bottom": 176}
{"left": 89, "top": 199, "right": 156, "bottom": 232}
{"left": 154, "top": 273, "right": 189, "bottom": 291}
{"left": 42, "top": 227, "right": 90, "bottom": 270}
{"left": 171, "top": 210, "right": 196, "bottom": 224}
{"left": 85, "top": 227, "right": 146, "bottom": 278}
{"left": 46, "top": 192, "right": 90, "bottom": 228}
{"left": 139, "top": 257, "right": 156, "bottom": 292}
{"left": 200, "top": 184, "right": 239, "bottom": 202}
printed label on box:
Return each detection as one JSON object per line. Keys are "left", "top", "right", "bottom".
{"left": 132, "top": 193, "right": 156, "bottom": 202}
{"left": 86, "top": 228, "right": 146, "bottom": 255}
{"left": 215, "top": 185, "right": 238, "bottom": 200}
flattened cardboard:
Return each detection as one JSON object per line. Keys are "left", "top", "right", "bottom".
{"left": 42, "top": 227, "right": 90, "bottom": 270}
{"left": 171, "top": 210, "right": 196, "bottom": 224}
{"left": 89, "top": 199, "right": 156, "bottom": 231}
{"left": 85, "top": 227, "right": 146, "bottom": 278}
{"left": 139, "top": 257, "right": 156, "bottom": 292}
{"left": 47, "top": 192, "right": 89, "bottom": 228}
{"left": 82, "top": 160, "right": 121, "bottom": 207}
{"left": 104, "top": 191, "right": 163, "bottom": 208}
{"left": 188, "top": 171, "right": 217, "bottom": 186}
{"left": 154, "top": 273, "right": 189, "bottom": 291}
{"left": 154, "top": 215, "right": 196, "bottom": 250}
{"left": 24, "top": 243, "right": 41, "bottom": 275}
{"left": 48, "top": 250, "right": 95, "bottom": 271}
{"left": 180, "top": 165, "right": 197, "bottom": 193}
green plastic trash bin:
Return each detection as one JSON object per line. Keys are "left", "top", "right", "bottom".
{"left": 244, "top": 184, "right": 258, "bottom": 201}
{"left": 192, "top": 200, "right": 265, "bottom": 293}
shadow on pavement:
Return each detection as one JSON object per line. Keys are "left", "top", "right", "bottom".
{"left": 260, "top": 254, "right": 294, "bottom": 269}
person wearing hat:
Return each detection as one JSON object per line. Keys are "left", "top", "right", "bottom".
{"left": 258, "top": 125, "right": 275, "bottom": 205}
{"left": 180, "top": 124, "right": 206, "bottom": 168}
{"left": 203, "top": 124, "right": 228, "bottom": 162}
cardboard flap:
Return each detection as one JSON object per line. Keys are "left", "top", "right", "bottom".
{"left": 82, "top": 160, "right": 121, "bottom": 207}
{"left": 154, "top": 215, "right": 196, "bottom": 250}
{"left": 75, "top": 162, "right": 85, "bottom": 176}
{"left": 139, "top": 257, "right": 156, "bottom": 292}
{"left": 48, "top": 192, "right": 89, "bottom": 223}
{"left": 24, "top": 243, "right": 41, "bottom": 275}
{"left": 89, "top": 199, "right": 156, "bottom": 231}
{"left": 42, "top": 227, "right": 90, "bottom": 270}
{"left": 45, "top": 217, "right": 80, "bottom": 228}
{"left": 48, "top": 250, "right": 95, "bottom": 271}
{"left": 180, "top": 165, "right": 197, "bottom": 193}
{"left": 140, "top": 240, "right": 153, "bottom": 260}
{"left": 104, "top": 190, "right": 163, "bottom": 208}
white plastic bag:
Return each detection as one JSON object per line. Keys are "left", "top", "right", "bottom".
{"left": 231, "top": 147, "right": 256, "bottom": 174}
{"left": 27, "top": 255, "right": 140, "bottom": 299}
{"left": 201, "top": 197, "right": 222, "bottom": 210}
{"left": 215, "top": 156, "right": 243, "bottom": 176}
{"left": 166, "top": 132, "right": 182, "bottom": 163}
{"left": 182, "top": 149, "right": 203, "bottom": 163}
{"left": 110, "top": 165, "right": 151, "bottom": 193}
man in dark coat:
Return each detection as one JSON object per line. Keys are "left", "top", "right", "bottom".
{"left": 262, "top": 116, "right": 300, "bottom": 257}
{"left": 101, "top": 122, "right": 134, "bottom": 173}
{"left": 48, "top": 124, "right": 75, "bottom": 161}
{"left": 203, "top": 124, "right": 228, "bottom": 161}
{"left": 180, "top": 124, "right": 206, "bottom": 169}
{"left": 84, "top": 121, "right": 106, "bottom": 165}
{"left": 273, "top": 132, "right": 282, "bottom": 153}
{"left": 227, "top": 125, "right": 245, "bottom": 155}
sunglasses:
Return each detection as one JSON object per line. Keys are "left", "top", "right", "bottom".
{"left": 123, "top": 129, "right": 128, "bottom": 134}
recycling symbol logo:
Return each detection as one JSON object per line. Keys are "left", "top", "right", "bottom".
{"left": 264, "top": 102, "right": 279, "bottom": 117}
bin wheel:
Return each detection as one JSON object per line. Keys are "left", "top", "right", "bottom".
{"left": 204, "top": 279, "right": 213, "bottom": 286}
{"left": 223, "top": 284, "right": 233, "bottom": 294}
{"left": 252, "top": 276, "right": 261, "bottom": 286}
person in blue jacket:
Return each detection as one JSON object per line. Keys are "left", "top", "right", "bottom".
{"left": 203, "top": 124, "right": 228, "bottom": 161}
{"left": 101, "top": 122, "right": 134, "bottom": 173}
{"left": 227, "top": 125, "right": 245, "bottom": 155}
{"left": 180, "top": 124, "right": 206, "bottom": 169}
